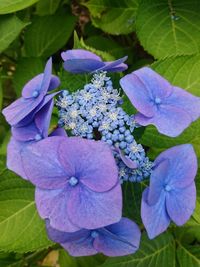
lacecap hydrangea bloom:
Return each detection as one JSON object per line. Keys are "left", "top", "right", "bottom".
{"left": 2, "top": 49, "right": 199, "bottom": 257}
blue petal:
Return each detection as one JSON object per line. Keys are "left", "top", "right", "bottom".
{"left": 166, "top": 182, "right": 196, "bottom": 225}
{"left": 148, "top": 159, "right": 170, "bottom": 205}
{"left": 94, "top": 217, "right": 141, "bottom": 256}
{"left": 21, "top": 137, "right": 71, "bottom": 189}
{"left": 141, "top": 188, "right": 170, "bottom": 239}
{"left": 35, "top": 187, "right": 80, "bottom": 232}
{"left": 63, "top": 59, "right": 104, "bottom": 73}
{"left": 166, "top": 86, "right": 200, "bottom": 121}
{"left": 154, "top": 144, "right": 198, "bottom": 189}
{"left": 135, "top": 104, "right": 192, "bottom": 137}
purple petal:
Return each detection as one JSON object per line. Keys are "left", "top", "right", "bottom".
{"left": 166, "top": 86, "right": 200, "bottom": 121}
{"left": 36, "top": 187, "right": 80, "bottom": 232}
{"left": 154, "top": 144, "right": 198, "bottom": 189}
{"left": 2, "top": 97, "right": 43, "bottom": 126}
{"left": 35, "top": 99, "right": 54, "bottom": 138}
{"left": 68, "top": 183, "right": 122, "bottom": 230}
{"left": 59, "top": 138, "right": 118, "bottom": 192}
{"left": 120, "top": 73, "right": 156, "bottom": 117}
{"left": 7, "top": 137, "right": 28, "bottom": 179}
{"left": 166, "top": 182, "right": 196, "bottom": 226}
{"left": 132, "top": 67, "right": 173, "bottom": 99}
{"left": 21, "top": 137, "right": 71, "bottom": 189}
{"left": 115, "top": 147, "right": 137, "bottom": 169}
{"left": 46, "top": 221, "right": 89, "bottom": 243}
{"left": 148, "top": 159, "right": 170, "bottom": 205}
{"left": 62, "top": 236, "right": 97, "bottom": 257}
{"left": 63, "top": 59, "right": 104, "bottom": 73}
{"left": 135, "top": 105, "right": 192, "bottom": 137}
{"left": 61, "top": 49, "right": 101, "bottom": 61}
{"left": 22, "top": 74, "right": 44, "bottom": 98}
{"left": 22, "top": 58, "right": 52, "bottom": 98}
{"left": 48, "top": 75, "right": 60, "bottom": 91}
{"left": 11, "top": 123, "right": 40, "bottom": 142}
{"left": 94, "top": 218, "right": 141, "bottom": 256}
{"left": 97, "top": 56, "right": 128, "bottom": 72}
{"left": 141, "top": 188, "right": 170, "bottom": 239}
{"left": 49, "top": 127, "right": 67, "bottom": 137}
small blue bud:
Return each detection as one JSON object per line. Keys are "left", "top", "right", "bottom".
{"left": 119, "top": 141, "right": 127, "bottom": 149}
{"left": 106, "top": 139, "right": 113, "bottom": 146}
{"left": 118, "top": 134, "right": 124, "bottom": 141}
{"left": 119, "top": 126, "right": 126, "bottom": 133}
{"left": 125, "top": 135, "right": 134, "bottom": 143}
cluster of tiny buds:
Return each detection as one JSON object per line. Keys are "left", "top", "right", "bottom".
{"left": 56, "top": 71, "right": 153, "bottom": 183}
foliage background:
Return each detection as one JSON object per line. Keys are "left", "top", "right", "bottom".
{"left": 0, "top": 0, "right": 200, "bottom": 266}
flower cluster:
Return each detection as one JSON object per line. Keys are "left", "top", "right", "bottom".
{"left": 2, "top": 49, "right": 199, "bottom": 257}
{"left": 56, "top": 71, "right": 153, "bottom": 183}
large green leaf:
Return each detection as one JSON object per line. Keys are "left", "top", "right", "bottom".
{"left": 136, "top": 0, "right": 200, "bottom": 59}
{"left": 36, "top": 0, "right": 61, "bottom": 16}
{"left": 0, "top": 0, "right": 39, "bottom": 14}
{"left": 13, "top": 57, "right": 44, "bottom": 97}
{"left": 140, "top": 55, "right": 200, "bottom": 158}
{"left": 84, "top": 0, "right": 138, "bottom": 35}
{"left": 0, "top": 15, "right": 27, "bottom": 53}
{"left": 101, "top": 232, "right": 175, "bottom": 267}
{"left": 177, "top": 244, "right": 200, "bottom": 267}
{"left": 24, "top": 12, "right": 76, "bottom": 57}
{"left": 0, "top": 169, "right": 53, "bottom": 252}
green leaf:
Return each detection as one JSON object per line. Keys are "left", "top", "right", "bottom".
{"left": 85, "top": 36, "right": 128, "bottom": 59}
{"left": 24, "top": 12, "right": 76, "bottom": 57}
{"left": 101, "top": 232, "right": 175, "bottom": 267}
{"left": 177, "top": 244, "right": 200, "bottom": 267}
{"left": 122, "top": 182, "right": 146, "bottom": 225}
{"left": 73, "top": 31, "right": 115, "bottom": 61}
{"left": 140, "top": 55, "right": 200, "bottom": 158}
{"left": 13, "top": 57, "right": 44, "bottom": 97}
{"left": 59, "top": 249, "right": 106, "bottom": 267}
{"left": 36, "top": 0, "right": 61, "bottom": 16}
{"left": 136, "top": 0, "right": 200, "bottom": 59}
{"left": 0, "top": 0, "right": 39, "bottom": 14}
{"left": 84, "top": 0, "right": 138, "bottom": 35}
{"left": 59, "top": 68, "right": 90, "bottom": 93}
{"left": 0, "top": 169, "right": 53, "bottom": 252}
{"left": 0, "top": 15, "right": 27, "bottom": 53}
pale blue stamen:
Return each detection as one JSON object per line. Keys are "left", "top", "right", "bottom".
{"left": 154, "top": 97, "right": 161, "bottom": 104}
{"left": 35, "top": 134, "right": 42, "bottom": 141}
{"left": 91, "top": 230, "right": 99, "bottom": 238}
{"left": 69, "top": 176, "right": 79, "bottom": 186}
{"left": 32, "top": 90, "right": 39, "bottom": 98}
{"left": 164, "top": 184, "right": 171, "bottom": 192}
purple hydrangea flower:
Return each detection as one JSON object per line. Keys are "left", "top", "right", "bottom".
{"left": 141, "top": 144, "right": 197, "bottom": 239}
{"left": 20, "top": 136, "right": 122, "bottom": 232}
{"left": 120, "top": 67, "right": 200, "bottom": 137}
{"left": 2, "top": 58, "right": 60, "bottom": 127}
{"left": 61, "top": 49, "right": 128, "bottom": 73}
{"left": 46, "top": 217, "right": 141, "bottom": 257}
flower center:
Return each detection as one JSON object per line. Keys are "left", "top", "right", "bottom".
{"left": 69, "top": 176, "right": 79, "bottom": 186}
{"left": 164, "top": 184, "right": 171, "bottom": 192}
{"left": 154, "top": 97, "right": 162, "bottom": 104}
{"left": 34, "top": 134, "right": 42, "bottom": 141}
{"left": 32, "top": 90, "right": 39, "bottom": 98}
{"left": 91, "top": 230, "right": 99, "bottom": 238}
